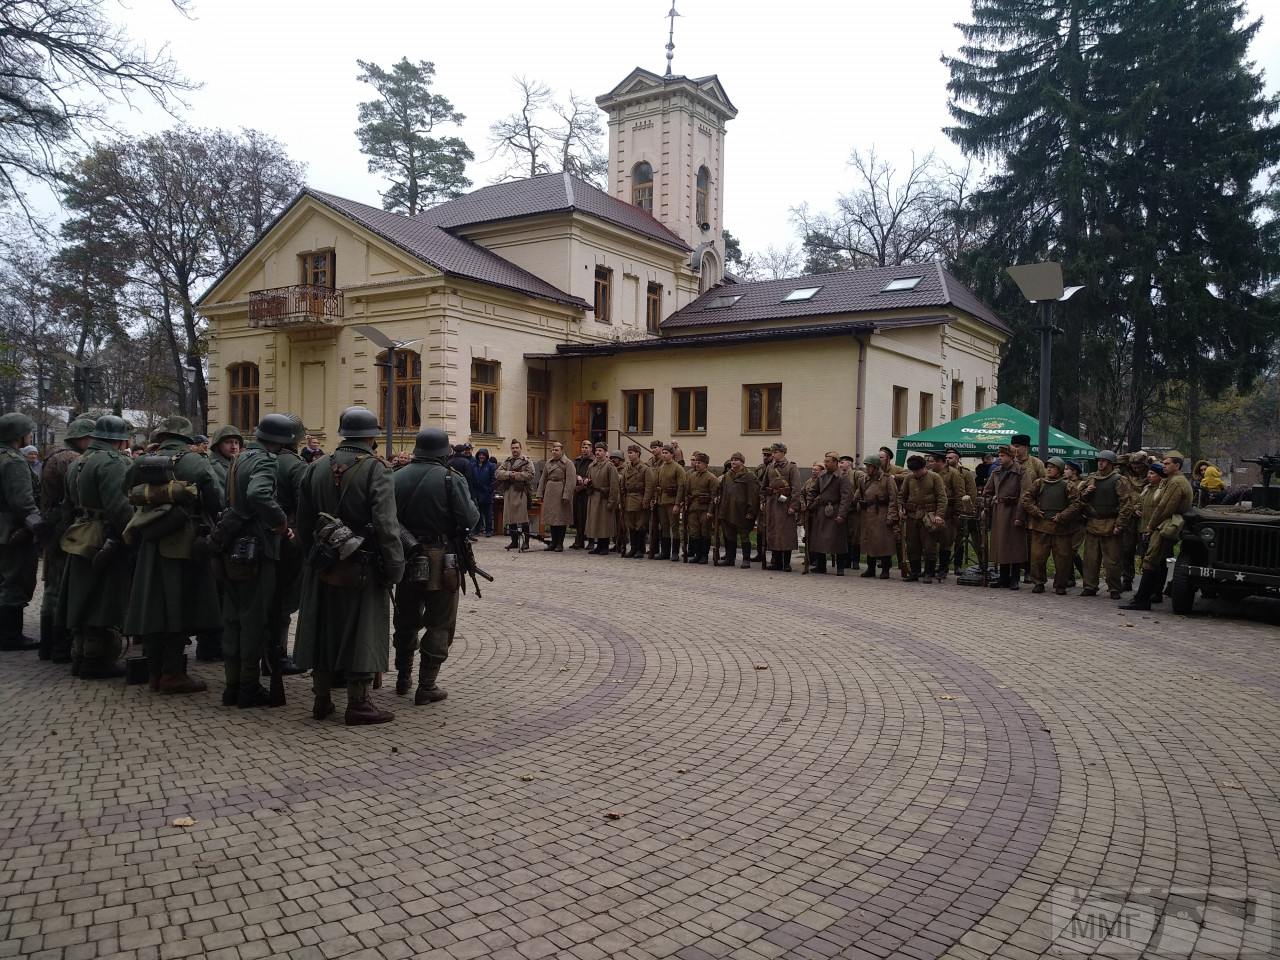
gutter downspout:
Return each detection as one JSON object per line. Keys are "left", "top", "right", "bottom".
{"left": 854, "top": 333, "right": 869, "bottom": 459}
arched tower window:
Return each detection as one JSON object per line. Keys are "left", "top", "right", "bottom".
{"left": 376, "top": 348, "right": 422, "bottom": 434}
{"left": 695, "top": 166, "right": 710, "bottom": 226}
{"left": 699, "top": 251, "right": 720, "bottom": 292}
{"left": 226, "top": 362, "right": 259, "bottom": 429}
{"left": 632, "top": 162, "right": 653, "bottom": 213}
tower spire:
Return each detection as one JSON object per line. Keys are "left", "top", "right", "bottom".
{"left": 664, "top": 2, "right": 680, "bottom": 77}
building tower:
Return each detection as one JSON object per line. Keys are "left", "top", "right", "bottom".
{"left": 596, "top": 66, "right": 737, "bottom": 291}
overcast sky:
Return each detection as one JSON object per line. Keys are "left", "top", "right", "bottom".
{"left": 41, "top": 0, "right": 1280, "bottom": 254}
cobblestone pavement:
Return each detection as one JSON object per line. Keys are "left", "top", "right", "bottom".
{"left": 1, "top": 542, "right": 1277, "bottom": 960}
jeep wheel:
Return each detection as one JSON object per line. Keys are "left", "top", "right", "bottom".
{"left": 1170, "top": 560, "right": 1196, "bottom": 615}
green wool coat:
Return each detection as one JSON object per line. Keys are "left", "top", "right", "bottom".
{"left": 122, "top": 440, "right": 224, "bottom": 636}
{"left": 60, "top": 441, "right": 135, "bottom": 630}
{"left": 0, "top": 444, "right": 39, "bottom": 607}
{"left": 294, "top": 442, "right": 405, "bottom": 674}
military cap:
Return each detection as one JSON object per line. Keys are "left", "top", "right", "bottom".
{"left": 929, "top": 451, "right": 947, "bottom": 462}
{"left": 64, "top": 417, "right": 97, "bottom": 442}
{"left": 771, "top": 442, "right": 788, "bottom": 453}
{"left": 1098, "top": 449, "right": 1118, "bottom": 463}
{"left": 0, "top": 412, "right": 36, "bottom": 443}
{"left": 154, "top": 415, "right": 195, "bottom": 443}
{"left": 863, "top": 454, "right": 880, "bottom": 467}
{"left": 906, "top": 454, "right": 926, "bottom": 470}
{"left": 1011, "top": 434, "right": 1032, "bottom": 446}
{"left": 997, "top": 444, "right": 1013, "bottom": 455}
{"left": 1065, "top": 460, "right": 1083, "bottom": 473}
{"left": 1134, "top": 449, "right": 1149, "bottom": 459}
{"left": 761, "top": 445, "right": 773, "bottom": 453}
{"left": 691, "top": 451, "right": 709, "bottom": 464}
{"left": 1165, "top": 450, "right": 1185, "bottom": 463}
{"left": 730, "top": 451, "right": 745, "bottom": 462}
{"left": 1047, "top": 456, "right": 1066, "bottom": 470}
{"left": 593, "top": 441, "right": 607, "bottom": 450}
{"left": 192, "top": 434, "right": 209, "bottom": 445}
{"left": 945, "top": 446, "right": 960, "bottom": 455}
{"left": 649, "top": 440, "right": 664, "bottom": 448}
{"left": 626, "top": 443, "right": 642, "bottom": 454}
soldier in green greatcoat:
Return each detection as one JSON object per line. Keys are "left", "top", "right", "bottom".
{"left": 392, "top": 427, "right": 478, "bottom": 704}
{"left": 295, "top": 407, "right": 405, "bottom": 725}
{"left": 266, "top": 413, "right": 308, "bottom": 676}
{"left": 38, "top": 417, "right": 96, "bottom": 660}
{"left": 208, "top": 424, "right": 244, "bottom": 500}
{"left": 218, "top": 414, "right": 296, "bottom": 707}
{"left": 60, "top": 415, "right": 135, "bottom": 678}
{"left": 122, "top": 416, "right": 223, "bottom": 694}
{"left": 0, "top": 412, "right": 43, "bottom": 650}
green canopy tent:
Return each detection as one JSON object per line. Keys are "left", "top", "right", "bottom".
{"left": 895, "top": 403, "right": 1099, "bottom": 465}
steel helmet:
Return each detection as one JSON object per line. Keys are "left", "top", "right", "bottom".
{"left": 211, "top": 424, "right": 244, "bottom": 445}
{"left": 0, "top": 413, "right": 36, "bottom": 443}
{"left": 255, "top": 414, "right": 298, "bottom": 446}
{"left": 64, "top": 417, "right": 98, "bottom": 442}
{"left": 338, "top": 406, "right": 381, "bottom": 439}
{"left": 282, "top": 413, "right": 306, "bottom": 445}
{"left": 90, "top": 415, "right": 131, "bottom": 442}
{"left": 154, "top": 415, "right": 195, "bottom": 444}
{"left": 413, "top": 427, "right": 451, "bottom": 459}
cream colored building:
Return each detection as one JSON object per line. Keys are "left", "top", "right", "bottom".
{"left": 199, "top": 65, "right": 1007, "bottom": 466}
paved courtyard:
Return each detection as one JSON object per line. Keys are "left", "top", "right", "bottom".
{"left": 1, "top": 541, "right": 1277, "bottom": 960}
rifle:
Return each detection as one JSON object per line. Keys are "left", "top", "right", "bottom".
{"left": 758, "top": 501, "right": 769, "bottom": 571}
{"left": 711, "top": 496, "right": 721, "bottom": 566}
{"left": 897, "top": 491, "right": 911, "bottom": 580}
{"left": 679, "top": 503, "right": 689, "bottom": 562}
{"left": 615, "top": 498, "right": 626, "bottom": 556}
{"left": 445, "top": 475, "right": 495, "bottom": 597}
{"left": 647, "top": 499, "right": 658, "bottom": 558}
{"left": 979, "top": 499, "right": 990, "bottom": 587}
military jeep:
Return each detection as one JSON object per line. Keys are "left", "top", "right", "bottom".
{"left": 1170, "top": 506, "right": 1280, "bottom": 614}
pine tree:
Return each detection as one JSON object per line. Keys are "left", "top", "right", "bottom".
{"left": 355, "top": 58, "right": 473, "bottom": 215}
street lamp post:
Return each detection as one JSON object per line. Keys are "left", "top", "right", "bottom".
{"left": 353, "top": 324, "right": 421, "bottom": 457}
{"left": 1006, "top": 262, "right": 1083, "bottom": 460}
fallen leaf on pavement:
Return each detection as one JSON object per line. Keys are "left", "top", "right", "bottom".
{"left": 520, "top": 775, "right": 534, "bottom": 782}
{"left": 604, "top": 811, "right": 623, "bottom": 820}
{"left": 753, "top": 664, "right": 769, "bottom": 670}
{"left": 1221, "top": 779, "right": 1244, "bottom": 790}
{"left": 172, "top": 817, "right": 196, "bottom": 828}
{"left": 938, "top": 694, "right": 959, "bottom": 701}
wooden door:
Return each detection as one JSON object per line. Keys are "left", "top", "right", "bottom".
{"left": 572, "top": 401, "right": 589, "bottom": 451}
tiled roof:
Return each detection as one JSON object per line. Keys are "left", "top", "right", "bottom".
{"left": 306, "top": 190, "right": 588, "bottom": 308}
{"left": 416, "top": 172, "right": 691, "bottom": 252}
{"left": 662, "top": 262, "right": 1009, "bottom": 334}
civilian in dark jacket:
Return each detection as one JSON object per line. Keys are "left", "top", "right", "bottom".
{"left": 470, "top": 448, "right": 497, "bottom": 535}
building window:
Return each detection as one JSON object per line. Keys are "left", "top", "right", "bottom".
{"left": 470, "top": 359, "right": 500, "bottom": 436}
{"left": 632, "top": 162, "right": 653, "bottom": 213}
{"left": 623, "top": 390, "right": 654, "bottom": 435}
{"left": 673, "top": 387, "right": 707, "bottom": 434}
{"left": 696, "top": 166, "right": 710, "bottom": 226}
{"left": 743, "top": 383, "right": 782, "bottom": 434}
{"left": 645, "top": 282, "right": 663, "bottom": 334}
{"left": 526, "top": 367, "right": 549, "bottom": 440}
{"left": 377, "top": 349, "right": 422, "bottom": 433}
{"left": 950, "top": 380, "right": 963, "bottom": 421}
{"left": 594, "top": 266, "right": 612, "bottom": 323}
{"left": 892, "top": 386, "right": 908, "bottom": 437}
{"left": 227, "top": 362, "right": 259, "bottom": 429}
{"left": 975, "top": 385, "right": 987, "bottom": 411}
{"left": 299, "top": 249, "right": 336, "bottom": 288}
{"left": 919, "top": 392, "right": 934, "bottom": 430}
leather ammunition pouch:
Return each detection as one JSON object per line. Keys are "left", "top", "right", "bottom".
{"left": 61, "top": 515, "right": 106, "bottom": 558}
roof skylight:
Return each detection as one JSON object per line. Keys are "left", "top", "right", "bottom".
{"left": 782, "top": 286, "right": 822, "bottom": 302}
{"left": 702, "top": 294, "right": 743, "bottom": 309}
{"left": 881, "top": 276, "right": 923, "bottom": 292}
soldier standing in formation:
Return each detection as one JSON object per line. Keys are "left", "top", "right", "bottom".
{"left": 651, "top": 444, "right": 686, "bottom": 561}
{"left": 570, "top": 439, "right": 594, "bottom": 550}
{"left": 1077, "top": 451, "right": 1136, "bottom": 599}
{"left": 718, "top": 453, "right": 758, "bottom": 568}
{"left": 1121, "top": 451, "right": 1193, "bottom": 611}
{"left": 898, "top": 455, "right": 948, "bottom": 583}
{"left": 496, "top": 440, "right": 534, "bottom": 552}
{"left": 945, "top": 448, "right": 978, "bottom": 575}
{"left": 858, "top": 455, "right": 899, "bottom": 578}
{"left": 761, "top": 443, "right": 803, "bottom": 571}
{"left": 37, "top": 417, "right": 95, "bottom": 660}
{"left": 392, "top": 427, "right": 478, "bottom": 704}
{"left": 536, "top": 441, "right": 574, "bottom": 552}
{"left": 295, "top": 407, "right": 405, "bottom": 725}
{"left": 928, "top": 452, "right": 966, "bottom": 582}
{"left": 1020, "top": 456, "right": 1082, "bottom": 594}
{"left": 267, "top": 415, "right": 307, "bottom": 675}
{"left": 837, "top": 456, "right": 863, "bottom": 572}
{"left": 683, "top": 452, "right": 720, "bottom": 564}
{"left": 803, "top": 452, "right": 852, "bottom": 575}
{"left": 208, "top": 424, "right": 243, "bottom": 500}
{"left": 983, "top": 445, "right": 1028, "bottom": 588}
{"left": 123, "top": 417, "right": 222, "bottom": 693}
{"left": 1118, "top": 452, "right": 1151, "bottom": 591}
{"left": 0, "top": 413, "right": 44, "bottom": 651}
{"left": 584, "top": 443, "right": 620, "bottom": 555}
{"left": 61, "top": 416, "right": 134, "bottom": 677}
{"left": 619, "top": 444, "right": 654, "bottom": 560}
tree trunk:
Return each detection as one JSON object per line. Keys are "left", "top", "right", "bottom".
{"left": 1056, "top": 1, "right": 1087, "bottom": 436}
{"left": 159, "top": 285, "right": 187, "bottom": 417}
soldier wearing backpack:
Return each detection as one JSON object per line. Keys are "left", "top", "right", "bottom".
{"left": 121, "top": 416, "right": 223, "bottom": 694}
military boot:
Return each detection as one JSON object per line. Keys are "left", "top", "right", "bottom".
{"left": 49, "top": 624, "right": 72, "bottom": 664}
{"left": 812, "top": 553, "right": 827, "bottom": 574}
{"left": 1119, "top": 569, "right": 1160, "bottom": 611}
{"left": 782, "top": 551, "right": 793, "bottom": 572}
{"left": 345, "top": 679, "right": 394, "bottom": 725}
{"left": 835, "top": 554, "right": 846, "bottom": 576}
{"left": 723, "top": 542, "right": 736, "bottom": 568}
{"left": 38, "top": 611, "right": 53, "bottom": 660}
{"left": 505, "top": 526, "right": 521, "bottom": 550}
{"left": 878, "top": 558, "right": 891, "bottom": 579}
{"left": 632, "top": 530, "right": 646, "bottom": 559}
{"left": 393, "top": 644, "right": 414, "bottom": 696}
{"left": 276, "top": 624, "right": 303, "bottom": 675}
{"left": 415, "top": 662, "right": 448, "bottom": 704}
{"left": 0, "top": 607, "right": 38, "bottom": 651}
{"left": 657, "top": 537, "right": 671, "bottom": 560}
{"left": 861, "top": 558, "right": 878, "bottom": 578}
{"left": 157, "top": 636, "right": 206, "bottom": 694}
{"left": 238, "top": 681, "right": 273, "bottom": 708}
{"left": 80, "top": 628, "right": 125, "bottom": 679}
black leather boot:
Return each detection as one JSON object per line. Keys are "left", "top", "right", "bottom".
{"left": 657, "top": 537, "right": 671, "bottom": 560}
{"left": 38, "top": 611, "right": 52, "bottom": 660}
{"left": 812, "top": 553, "right": 827, "bottom": 574}
{"left": 1119, "top": 568, "right": 1159, "bottom": 610}
{"left": 0, "top": 607, "right": 37, "bottom": 651}
{"left": 505, "top": 526, "right": 520, "bottom": 550}
{"left": 782, "top": 551, "right": 793, "bottom": 572}
{"left": 520, "top": 525, "right": 530, "bottom": 552}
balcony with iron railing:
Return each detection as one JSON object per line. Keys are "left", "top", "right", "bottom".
{"left": 248, "top": 284, "right": 343, "bottom": 329}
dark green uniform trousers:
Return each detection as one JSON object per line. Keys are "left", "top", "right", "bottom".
{"left": 223, "top": 560, "right": 277, "bottom": 689}
{"left": 392, "top": 581, "right": 460, "bottom": 685}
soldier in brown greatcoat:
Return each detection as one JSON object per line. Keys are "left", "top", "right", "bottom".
{"left": 619, "top": 445, "right": 654, "bottom": 560}
{"left": 535, "top": 441, "right": 575, "bottom": 551}
{"left": 803, "top": 452, "right": 853, "bottom": 575}
{"left": 945, "top": 448, "right": 979, "bottom": 574}
{"left": 1020, "top": 456, "right": 1082, "bottom": 594}
{"left": 584, "top": 443, "right": 620, "bottom": 555}
{"left": 718, "top": 452, "right": 758, "bottom": 569}
{"left": 683, "top": 452, "right": 720, "bottom": 564}
{"left": 982, "top": 445, "right": 1028, "bottom": 588}
{"left": 496, "top": 439, "right": 535, "bottom": 552}
{"left": 569, "top": 439, "right": 594, "bottom": 550}
{"left": 928, "top": 452, "right": 966, "bottom": 582}
{"left": 836, "top": 456, "right": 864, "bottom": 571}
{"left": 761, "top": 442, "right": 804, "bottom": 571}
{"left": 748, "top": 445, "right": 773, "bottom": 562}
{"left": 898, "top": 455, "right": 948, "bottom": 583}
{"left": 650, "top": 444, "right": 686, "bottom": 561}
{"left": 858, "top": 456, "right": 899, "bottom": 578}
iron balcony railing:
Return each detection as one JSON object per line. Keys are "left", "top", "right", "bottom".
{"left": 248, "top": 284, "right": 343, "bottom": 328}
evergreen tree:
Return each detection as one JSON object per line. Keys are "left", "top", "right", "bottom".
{"left": 355, "top": 58, "right": 473, "bottom": 215}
